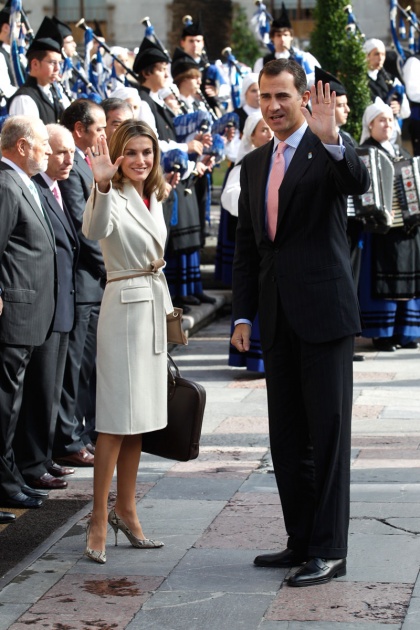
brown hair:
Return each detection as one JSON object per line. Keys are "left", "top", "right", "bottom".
{"left": 173, "top": 68, "right": 201, "bottom": 88}
{"left": 259, "top": 59, "right": 307, "bottom": 95}
{"left": 108, "top": 120, "right": 167, "bottom": 201}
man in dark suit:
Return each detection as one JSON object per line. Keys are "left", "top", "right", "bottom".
{"left": 53, "top": 99, "right": 107, "bottom": 468}
{"left": 0, "top": 115, "right": 56, "bottom": 509}
{"left": 14, "top": 124, "right": 80, "bottom": 490}
{"left": 231, "top": 59, "right": 370, "bottom": 587}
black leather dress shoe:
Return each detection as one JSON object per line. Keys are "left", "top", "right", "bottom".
{"left": 254, "top": 549, "right": 308, "bottom": 568}
{"left": 22, "top": 484, "right": 49, "bottom": 498}
{"left": 194, "top": 292, "right": 217, "bottom": 304}
{"left": 0, "top": 511, "right": 16, "bottom": 524}
{"left": 372, "top": 337, "right": 396, "bottom": 352}
{"left": 288, "top": 557, "right": 346, "bottom": 587}
{"left": 1, "top": 492, "right": 43, "bottom": 509}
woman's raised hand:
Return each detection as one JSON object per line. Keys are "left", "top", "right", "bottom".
{"left": 87, "top": 137, "right": 124, "bottom": 192}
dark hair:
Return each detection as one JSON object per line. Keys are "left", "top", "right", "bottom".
{"left": 27, "top": 49, "right": 48, "bottom": 69}
{"left": 108, "top": 119, "right": 167, "bottom": 201}
{"left": 102, "top": 98, "right": 133, "bottom": 119}
{"left": 138, "top": 62, "right": 166, "bottom": 85}
{"left": 269, "top": 25, "right": 294, "bottom": 39}
{"left": 61, "top": 98, "right": 104, "bottom": 132}
{"left": 259, "top": 59, "right": 307, "bottom": 95}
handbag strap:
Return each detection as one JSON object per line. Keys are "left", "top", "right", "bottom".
{"left": 106, "top": 259, "right": 165, "bottom": 284}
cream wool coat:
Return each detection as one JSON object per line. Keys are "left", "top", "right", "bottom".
{"left": 83, "top": 182, "right": 173, "bottom": 435}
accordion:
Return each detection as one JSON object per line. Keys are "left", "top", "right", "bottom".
{"left": 391, "top": 157, "right": 420, "bottom": 234}
{"left": 348, "top": 147, "right": 394, "bottom": 234}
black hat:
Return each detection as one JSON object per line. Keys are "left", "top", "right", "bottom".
{"left": 171, "top": 46, "right": 199, "bottom": 78}
{"left": 93, "top": 19, "right": 104, "bottom": 39}
{"left": 27, "top": 16, "right": 63, "bottom": 55}
{"left": 52, "top": 16, "right": 72, "bottom": 40}
{"left": 271, "top": 3, "right": 292, "bottom": 31}
{"left": 133, "top": 37, "right": 170, "bottom": 74}
{"left": 0, "top": 0, "right": 12, "bottom": 28}
{"left": 315, "top": 66, "right": 347, "bottom": 97}
{"left": 181, "top": 16, "right": 202, "bottom": 38}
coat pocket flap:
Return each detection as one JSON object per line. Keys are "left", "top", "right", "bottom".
{"left": 121, "top": 286, "right": 153, "bottom": 303}
{"left": 3, "top": 289, "right": 35, "bottom": 303}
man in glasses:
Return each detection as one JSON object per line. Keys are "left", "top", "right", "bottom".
{"left": 8, "top": 16, "right": 70, "bottom": 123}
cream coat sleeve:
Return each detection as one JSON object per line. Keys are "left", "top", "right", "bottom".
{"left": 82, "top": 184, "right": 115, "bottom": 241}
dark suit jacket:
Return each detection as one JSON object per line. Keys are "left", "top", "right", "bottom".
{"left": 34, "top": 174, "right": 80, "bottom": 332}
{"left": 0, "top": 162, "right": 56, "bottom": 346}
{"left": 59, "top": 151, "right": 105, "bottom": 303}
{"left": 232, "top": 128, "right": 370, "bottom": 347}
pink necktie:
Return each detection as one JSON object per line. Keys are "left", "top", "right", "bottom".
{"left": 85, "top": 154, "right": 92, "bottom": 168}
{"left": 267, "top": 142, "right": 287, "bottom": 241}
{"left": 52, "top": 182, "right": 63, "bottom": 210}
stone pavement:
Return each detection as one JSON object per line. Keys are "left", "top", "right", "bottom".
{"left": 0, "top": 311, "right": 420, "bottom": 629}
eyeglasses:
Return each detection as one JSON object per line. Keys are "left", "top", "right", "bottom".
{"left": 42, "top": 60, "right": 61, "bottom": 68}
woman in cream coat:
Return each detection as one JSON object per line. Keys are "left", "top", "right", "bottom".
{"left": 82, "top": 120, "right": 173, "bottom": 564}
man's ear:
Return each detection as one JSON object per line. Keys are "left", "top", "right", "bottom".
{"left": 73, "top": 120, "right": 84, "bottom": 139}
{"left": 16, "top": 138, "right": 27, "bottom": 156}
{"left": 301, "top": 90, "right": 311, "bottom": 107}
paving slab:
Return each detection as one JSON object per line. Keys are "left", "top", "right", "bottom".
{"left": 130, "top": 591, "right": 274, "bottom": 630}
{"left": 145, "top": 476, "right": 243, "bottom": 501}
{"left": 265, "top": 581, "right": 411, "bottom": 624}
{"left": 163, "top": 548, "right": 285, "bottom": 594}
{"left": 259, "top": 623, "right": 399, "bottom": 629}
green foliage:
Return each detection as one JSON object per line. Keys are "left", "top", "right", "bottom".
{"left": 231, "top": 3, "right": 261, "bottom": 69}
{"left": 311, "top": 0, "right": 370, "bottom": 141}
{"left": 338, "top": 34, "right": 370, "bottom": 141}
{"left": 310, "top": 0, "right": 348, "bottom": 74}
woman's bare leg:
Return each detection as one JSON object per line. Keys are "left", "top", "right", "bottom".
{"left": 87, "top": 432, "right": 124, "bottom": 552}
{"left": 113, "top": 434, "right": 145, "bottom": 538}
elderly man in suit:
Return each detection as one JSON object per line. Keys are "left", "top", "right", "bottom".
{"left": 0, "top": 115, "right": 56, "bottom": 509}
{"left": 53, "top": 99, "right": 107, "bottom": 468}
{"left": 14, "top": 124, "right": 80, "bottom": 490}
{"left": 231, "top": 59, "right": 370, "bottom": 587}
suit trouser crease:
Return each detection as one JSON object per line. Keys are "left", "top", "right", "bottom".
{"left": 14, "top": 332, "right": 69, "bottom": 480}
{"left": 0, "top": 344, "right": 33, "bottom": 495}
{"left": 54, "top": 303, "right": 99, "bottom": 456}
{"left": 263, "top": 296, "right": 353, "bottom": 559}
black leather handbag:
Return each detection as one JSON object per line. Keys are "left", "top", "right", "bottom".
{"left": 142, "top": 354, "right": 206, "bottom": 461}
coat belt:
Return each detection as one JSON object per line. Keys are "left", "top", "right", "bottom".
{"left": 106, "top": 259, "right": 169, "bottom": 353}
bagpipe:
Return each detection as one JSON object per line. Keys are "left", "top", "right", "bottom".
{"left": 221, "top": 47, "right": 245, "bottom": 110}
{"left": 76, "top": 18, "right": 141, "bottom": 99}
{"left": 251, "top": 1, "right": 273, "bottom": 52}
{"left": 161, "top": 149, "right": 190, "bottom": 223}
{"left": 9, "top": 0, "right": 27, "bottom": 87}
{"left": 390, "top": 0, "right": 420, "bottom": 72}
{"left": 343, "top": 4, "right": 365, "bottom": 40}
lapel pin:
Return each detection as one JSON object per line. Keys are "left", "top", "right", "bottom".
{"left": 308, "top": 152, "right": 313, "bottom": 159}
